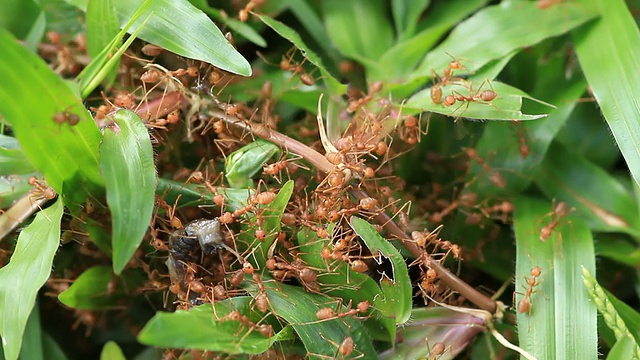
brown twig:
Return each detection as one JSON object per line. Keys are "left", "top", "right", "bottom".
{"left": 211, "top": 109, "right": 499, "bottom": 315}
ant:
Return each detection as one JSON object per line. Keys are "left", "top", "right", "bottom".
{"left": 443, "top": 79, "right": 498, "bottom": 115}
{"left": 52, "top": 109, "right": 81, "bottom": 129}
{"left": 430, "top": 56, "right": 469, "bottom": 105}
{"left": 539, "top": 201, "right": 571, "bottom": 241}
{"left": 517, "top": 266, "right": 542, "bottom": 314}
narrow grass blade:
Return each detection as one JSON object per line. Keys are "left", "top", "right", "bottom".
{"left": 573, "top": 0, "right": 640, "bottom": 189}
{"left": 256, "top": 14, "right": 344, "bottom": 90}
{"left": 535, "top": 142, "right": 640, "bottom": 238}
{"left": 0, "top": 29, "right": 102, "bottom": 196}
{"left": 112, "top": 0, "right": 251, "bottom": 76}
{"left": 392, "top": 0, "right": 430, "bottom": 40}
{"left": 77, "top": 3, "right": 152, "bottom": 98}
{"left": 350, "top": 216, "right": 412, "bottom": 324}
{"left": 189, "top": 0, "right": 266, "bottom": 47}
{"left": 0, "top": 198, "right": 63, "bottom": 360}
{"left": 86, "top": 0, "right": 120, "bottom": 86}
{"left": 513, "top": 196, "right": 597, "bottom": 360}
{"left": 463, "top": 55, "right": 586, "bottom": 199}
{"left": 323, "top": 0, "right": 394, "bottom": 62}
{"left": 252, "top": 180, "right": 293, "bottom": 265}
{"left": 100, "top": 110, "right": 156, "bottom": 274}
{"left": 20, "top": 305, "right": 43, "bottom": 360}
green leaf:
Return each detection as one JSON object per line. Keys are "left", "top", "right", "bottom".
{"left": 0, "top": 29, "right": 103, "bottom": 197}
{"left": 0, "top": 198, "right": 63, "bottom": 360}
{"left": 86, "top": 0, "right": 120, "bottom": 86}
{"left": 19, "top": 306, "right": 43, "bottom": 360}
{"left": 58, "top": 266, "right": 140, "bottom": 310}
{"left": 256, "top": 14, "right": 345, "bottom": 92}
{"left": 225, "top": 139, "right": 280, "bottom": 188}
{"left": 349, "top": 216, "right": 412, "bottom": 324}
{"left": 243, "top": 281, "right": 378, "bottom": 359}
{"left": 77, "top": 1, "right": 152, "bottom": 98}
{"left": 99, "top": 341, "right": 125, "bottom": 360}
{"left": 406, "top": 0, "right": 596, "bottom": 92}
{"left": 404, "top": 80, "right": 552, "bottom": 121}
{"left": 100, "top": 110, "right": 156, "bottom": 274}
{"left": 112, "top": 0, "right": 251, "bottom": 76}
{"left": 0, "top": 141, "right": 35, "bottom": 175}
{"left": 464, "top": 57, "right": 586, "bottom": 199}
{"left": 573, "top": 0, "right": 640, "bottom": 189}
{"left": 513, "top": 196, "right": 597, "bottom": 360}
{"left": 391, "top": 0, "right": 430, "bottom": 40}
{"left": 607, "top": 336, "right": 638, "bottom": 360}
{"left": 138, "top": 298, "right": 291, "bottom": 354}
{"left": 295, "top": 228, "right": 396, "bottom": 342}
{"left": 251, "top": 180, "right": 293, "bottom": 265}
{"left": 534, "top": 142, "right": 640, "bottom": 238}
{"left": 156, "top": 178, "right": 253, "bottom": 213}
{"left": 323, "top": 0, "right": 393, "bottom": 61}
{"left": 189, "top": 0, "right": 267, "bottom": 47}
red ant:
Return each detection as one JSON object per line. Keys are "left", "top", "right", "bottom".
{"left": 443, "top": 80, "right": 498, "bottom": 115}
{"left": 517, "top": 266, "right": 542, "bottom": 314}
{"left": 539, "top": 201, "right": 571, "bottom": 241}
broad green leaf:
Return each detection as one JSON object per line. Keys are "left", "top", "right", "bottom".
{"left": 41, "top": 332, "right": 67, "bottom": 360}
{"left": 225, "top": 139, "right": 280, "bottom": 188}
{"left": 296, "top": 228, "right": 396, "bottom": 342}
{"left": 58, "top": 266, "right": 143, "bottom": 309}
{"left": 100, "top": 110, "right": 156, "bottom": 274}
{"left": 0, "top": 29, "right": 102, "bottom": 197}
{"left": 0, "top": 198, "right": 63, "bottom": 360}
{"left": 256, "top": 14, "right": 345, "bottom": 92}
{"left": 403, "top": 0, "right": 596, "bottom": 94}
{"left": 404, "top": 80, "right": 552, "bottom": 121}
{"left": 573, "top": 0, "right": 640, "bottom": 189}
{"left": 0, "top": 0, "right": 41, "bottom": 39}
{"left": 323, "top": 0, "right": 393, "bottom": 61}
{"left": 138, "top": 297, "right": 292, "bottom": 354}
{"left": 244, "top": 281, "right": 377, "bottom": 359}
{"left": 534, "top": 142, "right": 640, "bottom": 238}
{"left": 23, "top": 11, "right": 46, "bottom": 52}
{"left": 112, "top": 0, "right": 251, "bottom": 76}
{"left": 100, "top": 341, "right": 125, "bottom": 360}
{"left": 86, "top": 0, "right": 120, "bottom": 86}
{"left": 514, "top": 196, "right": 597, "bottom": 360}
{"left": 350, "top": 216, "right": 412, "bottom": 324}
